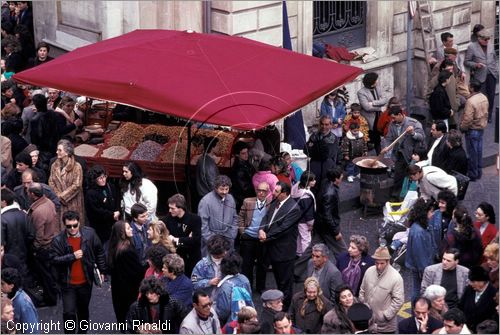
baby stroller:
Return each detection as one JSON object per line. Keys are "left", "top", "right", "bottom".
{"left": 379, "top": 190, "right": 418, "bottom": 271}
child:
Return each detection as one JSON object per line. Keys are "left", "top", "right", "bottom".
{"left": 342, "top": 123, "right": 368, "bottom": 182}
{"left": 280, "top": 151, "right": 303, "bottom": 185}
{"left": 343, "top": 103, "right": 370, "bottom": 143}
{"left": 291, "top": 172, "right": 316, "bottom": 256}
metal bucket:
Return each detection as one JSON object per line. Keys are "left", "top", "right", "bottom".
{"left": 353, "top": 156, "right": 394, "bottom": 213}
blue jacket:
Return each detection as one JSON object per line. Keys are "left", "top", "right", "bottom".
{"left": 428, "top": 210, "right": 445, "bottom": 258}
{"left": 320, "top": 99, "right": 346, "bottom": 125}
{"left": 213, "top": 274, "right": 253, "bottom": 324}
{"left": 164, "top": 274, "right": 193, "bottom": 309}
{"left": 12, "top": 289, "right": 39, "bottom": 334}
{"left": 191, "top": 256, "right": 217, "bottom": 295}
{"left": 405, "top": 222, "right": 434, "bottom": 271}
{"left": 130, "top": 221, "right": 151, "bottom": 264}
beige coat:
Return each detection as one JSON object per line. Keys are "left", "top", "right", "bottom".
{"left": 359, "top": 264, "right": 404, "bottom": 333}
{"left": 49, "top": 155, "right": 85, "bottom": 227}
{"left": 460, "top": 92, "right": 489, "bottom": 131}
{"left": 1, "top": 135, "right": 13, "bottom": 173}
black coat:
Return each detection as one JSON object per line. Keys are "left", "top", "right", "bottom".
{"left": 260, "top": 197, "right": 301, "bottom": 262}
{"left": 428, "top": 136, "right": 449, "bottom": 170}
{"left": 0, "top": 207, "right": 32, "bottom": 264}
{"left": 459, "top": 283, "right": 497, "bottom": 333}
{"left": 126, "top": 293, "right": 188, "bottom": 334}
{"left": 29, "top": 110, "right": 61, "bottom": 155}
{"left": 163, "top": 212, "right": 201, "bottom": 276}
{"left": 230, "top": 157, "right": 255, "bottom": 208}
{"left": 398, "top": 315, "right": 443, "bottom": 334}
{"left": 441, "top": 146, "right": 468, "bottom": 175}
{"left": 429, "top": 84, "right": 452, "bottom": 121}
{"left": 51, "top": 226, "right": 107, "bottom": 287}
{"left": 85, "top": 183, "right": 119, "bottom": 243}
{"left": 260, "top": 307, "right": 278, "bottom": 335}
{"left": 109, "top": 246, "right": 144, "bottom": 324}
{"left": 315, "top": 182, "right": 341, "bottom": 236}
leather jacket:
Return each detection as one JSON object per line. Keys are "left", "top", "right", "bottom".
{"left": 50, "top": 226, "right": 106, "bottom": 287}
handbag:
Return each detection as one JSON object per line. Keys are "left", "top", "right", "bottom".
{"left": 449, "top": 170, "right": 470, "bottom": 201}
{"left": 93, "top": 264, "right": 103, "bottom": 287}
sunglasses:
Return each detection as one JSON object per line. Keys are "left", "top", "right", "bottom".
{"left": 199, "top": 302, "right": 213, "bottom": 308}
{"left": 66, "top": 224, "right": 79, "bottom": 229}
{"left": 256, "top": 189, "right": 268, "bottom": 193}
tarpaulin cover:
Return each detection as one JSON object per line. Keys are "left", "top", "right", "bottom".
{"left": 14, "top": 29, "right": 363, "bottom": 131}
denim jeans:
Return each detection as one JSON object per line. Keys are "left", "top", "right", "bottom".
{"left": 345, "top": 161, "right": 359, "bottom": 177}
{"left": 465, "top": 129, "right": 483, "bottom": 180}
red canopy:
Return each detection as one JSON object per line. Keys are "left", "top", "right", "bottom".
{"left": 14, "top": 29, "right": 362, "bottom": 131}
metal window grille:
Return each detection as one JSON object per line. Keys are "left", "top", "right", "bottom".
{"left": 313, "top": 1, "right": 366, "bottom": 50}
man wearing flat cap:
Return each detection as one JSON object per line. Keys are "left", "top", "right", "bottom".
{"left": 359, "top": 246, "right": 404, "bottom": 333}
{"left": 465, "top": 27, "right": 498, "bottom": 123}
{"left": 260, "top": 289, "right": 284, "bottom": 334}
{"left": 458, "top": 266, "right": 497, "bottom": 333}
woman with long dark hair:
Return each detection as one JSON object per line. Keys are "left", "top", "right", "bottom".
{"left": 443, "top": 205, "right": 484, "bottom": 268}
{"left": 120, "top": 161, "right": 157, "bottom": 221}
{"left": 473, "top": 202, "right": 497, "bottom": 248}
{"left": 321, "top": 284, "right": 356, "bottom": 334}
{"left": 428, "top": 190, "right": 458, "bottom": 255}
{"left": 85, "top": 164, "right": 120, "bottom": 246}
{"left": 405, "top": 198, "right": 435, "bottom": 303}
{"left": 107, "top": 221, "right": 144, "bottom": 325}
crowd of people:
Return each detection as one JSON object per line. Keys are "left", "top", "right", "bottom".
{"left": 0, "top": 4, "right": 499, "bottom": 334}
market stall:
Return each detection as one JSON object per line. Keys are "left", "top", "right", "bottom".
{"left": 13, "top": 29, "right": 363, "bottom": 182}
{"left": 73, "top": 121, "right": 236, "bottom": 181}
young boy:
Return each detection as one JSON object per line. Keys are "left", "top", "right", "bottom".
{"left": 342, "top": 123, "right": 368, "bottom": 182}
{"left": 343, "top": 103, "right": 370, "bottom": 143}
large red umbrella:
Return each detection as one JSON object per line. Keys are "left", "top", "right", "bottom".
{"left": 14, "top": 29, "right": 362, "bottom": 130}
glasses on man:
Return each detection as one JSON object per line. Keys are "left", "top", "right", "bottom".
{"left": 199, "top": 301, "right": 213, "bottom": 308}
{"left": 256, "top": 189, "right": 268, "bottom": 193}
{"left": 66, "top": 224, "right": 79, "bottom": 229}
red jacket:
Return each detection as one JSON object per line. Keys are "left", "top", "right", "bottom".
{"left": 473, "top": 221, "right": 498, "bottom": 248}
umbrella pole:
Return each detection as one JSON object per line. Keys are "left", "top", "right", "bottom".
{"left": 185, "top": 123, "right": 192, "bottom": 211}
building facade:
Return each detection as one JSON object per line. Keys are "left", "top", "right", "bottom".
{"left": 32, "top": 1, "right": 497, "bottom": 127}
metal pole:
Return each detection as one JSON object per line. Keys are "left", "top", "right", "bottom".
{"left": 406, "top": 9, "right": 413, "bottom": 113}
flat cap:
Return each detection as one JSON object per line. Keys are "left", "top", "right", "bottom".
{"left": 261, "top": 289, "right": 283, "bottom": 302}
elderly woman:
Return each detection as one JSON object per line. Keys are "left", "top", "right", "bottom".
{"left": 85, "top": 164, "right": 120, "bottom": 245}
{"left": 440, "top": 129, "right": 468, "bottom": 175}
{"left": 482, "top": 243, "right": 499, "bottom": 289}
{"left": 48, "top": 139, "right": 85, "bottom": 226}
{"left": 423, "top": 285, "right": 449, "bottom": 321}
{"left": 336, "top": 235, "right": 375, "bottom": 296}
{"left": 290, "top": 277, "right": 333, "bottom": 334}
{"left": 474, "top": 202, "right": 497, "bottom": 249}
{"left": 321, "top": 284, "right": 357, "bottom": 334}
{"left": 120, "top": 161, "right": 158, "bottom": 221}
{"left": 162, "top": 253, "right": 193, "bottom": 309}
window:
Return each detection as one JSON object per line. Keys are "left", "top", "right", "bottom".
{"left": 313, "top": 1, "right": 366, "bottom": 50}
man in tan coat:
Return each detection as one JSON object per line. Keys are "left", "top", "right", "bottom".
{"left": 359, "top": 246, "right": 404, "bottom": 333}
{"left": 27, "top": 182, "right": 59, "bottom": 306}
{"left": 459, "top": 80, "right": 489, "bottom": 181}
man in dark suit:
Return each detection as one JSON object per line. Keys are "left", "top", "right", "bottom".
{"left": 306, "top": 243, "right": 343, "bottom": 303}
{"left": 259, "top": 181, "right": 301, "bottom": 310}
{"left": 428, "top": 121, "right": 448, "bottom": 169}
{"left": 398, "top": 297, "right": 443, "bottom": 334}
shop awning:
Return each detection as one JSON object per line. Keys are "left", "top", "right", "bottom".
{"left": 14, "top": 29, "right": 362, "bottom": 131}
